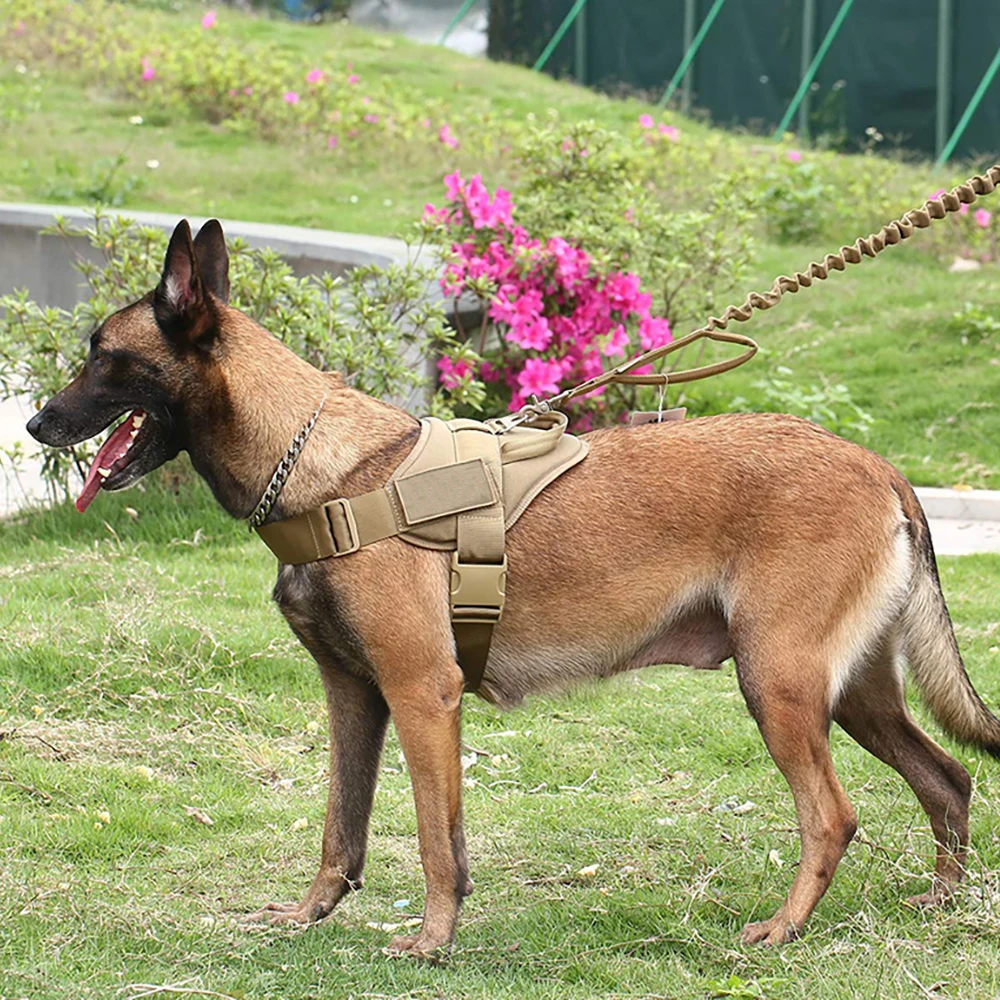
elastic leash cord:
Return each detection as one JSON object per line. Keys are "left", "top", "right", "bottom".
{"left": 498, "top": 163, "right": 1000, "bottom": 431}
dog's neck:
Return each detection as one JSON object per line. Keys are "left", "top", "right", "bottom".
{"left": 185, "top": 322, "right": 418, "bottom": 521}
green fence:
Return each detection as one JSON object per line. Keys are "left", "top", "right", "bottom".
{"left": 486, "top": 0, "right": 1000, "bottom": 160}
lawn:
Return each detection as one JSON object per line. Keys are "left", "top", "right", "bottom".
{"left": 3, "top": 5, "right": 1000, "bottom": 998}
{"left": 2, "top": 484, "right": 1000, "bottom": 1000}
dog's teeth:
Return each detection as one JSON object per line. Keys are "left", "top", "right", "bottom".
{"left": 129, "top": 429, "right": 139, "bottom": 440}
{"left": 97, "top": 467, "right": 112, "bottom": 478}
{"left": 132, "top": 413, "right": 145, "bottom": 429}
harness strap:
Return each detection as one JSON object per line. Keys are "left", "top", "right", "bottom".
{"left": 254, "top": 457, "right": 498, "bottom": 564}
{"left": 449, "top": 421, "right": 507, "bottom": 693}
{"left": 254, "top": 442, "right": 507, "bottom": 692}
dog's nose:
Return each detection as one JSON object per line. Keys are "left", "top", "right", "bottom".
{"left": 26, "top": 409, "right": 46, "bottom": 442}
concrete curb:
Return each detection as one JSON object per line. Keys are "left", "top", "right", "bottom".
{"left": 0, "top": 202, "right": 413, "bottom": 310}
{"left": 913, "top": 487, "right": 1000, "bottom": 522}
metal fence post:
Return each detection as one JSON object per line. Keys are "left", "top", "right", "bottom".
{"left": 681, "top": 0, "right": 697, "bottom": 115}
{"left": 937, "top": 40, "right": 1000, "bottom": 164}
{"left": 659, "top": 0, "right": 727, "bottom": 108}
{"left": 773, "top": 0, "right": 854, "bottom": 139}
{"left": 438, "top": 0, "right": 478, "bottom": 46}
{"left": 533, "top": 0, "right": 589, "bottom": 73}
{"left": 935, "top": 0, "right": 953, "bottom": 160}
{"left": 798, "top": 0, "right": 816, "bottom": 141}
{"left": 574, "top": 0, "right": 588, "bottom": 84}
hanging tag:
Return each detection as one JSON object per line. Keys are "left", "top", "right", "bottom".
{"left": 629, "top": 407, "right": 687, "bottom": 426}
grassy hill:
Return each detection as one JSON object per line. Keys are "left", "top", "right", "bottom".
{"left": 3, "top": 10, "right": 1000, "bottom": 998}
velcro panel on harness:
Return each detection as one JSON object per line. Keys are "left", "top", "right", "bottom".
{"left": 255, "top": 458, "right": 498, "bottom": 564}
{"left": 394, "top": 458, "right": 497, "bottom": 524}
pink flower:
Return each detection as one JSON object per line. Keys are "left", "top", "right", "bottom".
{"left": 437, "top": 356, "right": 472, "bottom": 390}
{"left": 140, "top": 58, "right": 155, "bottom": 82}
{"left": 361, "top": 96, "right": 371, "bottom": 105}
{"left": 930, "top": 188, "right": 948, "bottom": 201}
{"left": 443, "top": 171, "right": 464, "bottom": 202}
{"left": 228, "top": 88, "right": 237, "bottom": 97}
{"left": 364, "top": 113, "right": 379, "bottom": 124}
{"left": 638, "top": 314, "right": 672, "bottom": 350}
{"left": 638, "top": 114, "right": 655, "bottom": 129}
{"left": 243, "top": 86, "right": 253, "bottom": 96}
{"left": 958, "top": 203, "right": 969, "bottom": 215}
{"left": 658, "top": 123, "right": 679, "bottom": 141}
{"left": 601, "top": 324, "right": 630, "bottom": 357}
{"left": 283, "top": 91, "right": 300, "bottom": 105}
{"left": 420, "top": 118, "right": 431, "bottom": 128}
{"left": 787, "top": 150, "right": 802, "bottom": 163}
{"left": 306, "top": 68, "right": 325, "bottom": 84}
{"left": 975, "top": 208, "right": 992, "bottom": 228}
{"left": 347, "top": 74, "right": 360, "bottom": 85}
{"left": 14, "top": 19, "right": 25, "bottom": 33}
{"left": 327, "top": 135, "right": 339, "bottom": 149}
{"left": 439, "top": 123, "right": 459, "bottom": 149}
{"left": 508, "top": 318, "right": 553, "bottom": 352}
{"left": 517, "top": 358, "right": 563, "bottom": 399}
{"left": 201, "top": 9, "right": 216, "bottom": 28}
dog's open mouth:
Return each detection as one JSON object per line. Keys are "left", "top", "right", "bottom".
{"left": 76, "top": 409, "right": 154, "bottom": 513}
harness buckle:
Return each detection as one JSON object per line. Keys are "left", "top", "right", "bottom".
{"left": 325, "top": 497, "right": 361, "bottom": 556}
{"left": 450, "top": 554, "right": 507, "bottom": 623}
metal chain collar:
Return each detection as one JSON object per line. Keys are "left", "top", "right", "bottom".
{"left": 247, "top": 392, "right": 329, "bottom": 530}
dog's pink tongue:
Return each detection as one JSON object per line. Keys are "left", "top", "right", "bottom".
{"left": 75, "top": 411, "right": 143, "bottom": 513}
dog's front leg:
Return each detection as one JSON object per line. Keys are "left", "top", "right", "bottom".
{"left": 382, "top": 660, "right": 471, "bottom": 957}
{"left": 250, "top": 664, "right": 389, "bottom": 924}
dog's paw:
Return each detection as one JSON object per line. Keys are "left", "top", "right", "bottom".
{"left": 905, "top": 884, "right": 955, "bottom": 909}
{"left": 244, "top": 899, "right": 333, "bottom": 926}
{"left": 739, "top": 916, "right": 800, "bottom": 947}
{"left": 385, "top": 931, "right": 451, "bottom": 961}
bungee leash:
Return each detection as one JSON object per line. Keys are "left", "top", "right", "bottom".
{"left": 492, "top": 163, "right": 1000, "bottom": 432}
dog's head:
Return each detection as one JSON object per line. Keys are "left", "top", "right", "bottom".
{"left": 27, "top": 219, "right": 232, "bottom": 511}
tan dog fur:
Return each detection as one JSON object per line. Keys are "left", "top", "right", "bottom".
{"left": 28, "top": 220, "right": 1000, "bottom": 955}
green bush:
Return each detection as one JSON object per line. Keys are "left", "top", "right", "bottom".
{"left": 0, "top": 211, "right": 453, "bottom": 500}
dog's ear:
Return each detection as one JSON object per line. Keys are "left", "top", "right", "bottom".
{"left": 156, "top": 220, "right": 201, "bottom": 316}
{"left": 154, "top": 220, "right": 217, "bottom": 347}
{"left": 193, "top": 219, "right": 230, "bottom": 304}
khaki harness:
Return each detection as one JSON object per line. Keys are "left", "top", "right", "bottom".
{"left": 255, "top": 411, "right": 588, "bottom": 691}
{"left": 250, "top": 164, "right": 1000, "bottom": 692}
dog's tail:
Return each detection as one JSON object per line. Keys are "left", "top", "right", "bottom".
{"left": 896, "top": 481, "right": 1000, "bottom": 758}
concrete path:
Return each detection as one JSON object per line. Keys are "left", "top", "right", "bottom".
{"left": 917, "top": 488, "right": 1000, "bottom": 556}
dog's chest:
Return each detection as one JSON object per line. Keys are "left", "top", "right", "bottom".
{"left": 272, "top": 564, "right": 372, "bottom": 675}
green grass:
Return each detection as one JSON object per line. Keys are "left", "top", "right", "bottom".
{"left": 3, "top": 10, "right": 1000, "bottom": 995}
{"left": 3, "top": 484, "right": 1000, "bottom": 1000}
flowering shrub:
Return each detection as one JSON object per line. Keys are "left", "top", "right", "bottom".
{"left": 0, "top": 211, "right": 454, "bottom": 499}
{"left": 423, "top": 124, "right": 756, "bottom": 426}
{"left": 2, "top": 0, "right": 460, "bottom": 155}
{"left": 424, "top": 171, "right": 672, "bottom": 426}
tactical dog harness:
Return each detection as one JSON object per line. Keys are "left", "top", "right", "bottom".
{"left": 249, "top": 160, "right": 1000, "bottom": 692}
{"left": 255, "top": 411, "right": 587, "bottom": 691}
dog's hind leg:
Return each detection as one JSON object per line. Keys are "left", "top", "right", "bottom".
{"left": 833, "top": 634, "right": 971, "bottom": 906}
{"left": 249, "top": 664, "right": 389, "bottom": 924}
{"left": 735, "top": 641, "right": 858, "bottom": 946}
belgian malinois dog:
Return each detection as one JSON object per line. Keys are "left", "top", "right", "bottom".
{"left": 27, "top": 219, "right": 1000, "bottom": 954}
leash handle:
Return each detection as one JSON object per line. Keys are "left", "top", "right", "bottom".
{"left": 563, "top": 329, "right": 759, "bottom": 396}
{"left": 502, "top": 162, "right": 1000, "bottom": 431}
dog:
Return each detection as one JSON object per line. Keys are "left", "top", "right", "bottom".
{"left": 27, "top": 219, "right": 1000, "bottom": 954}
